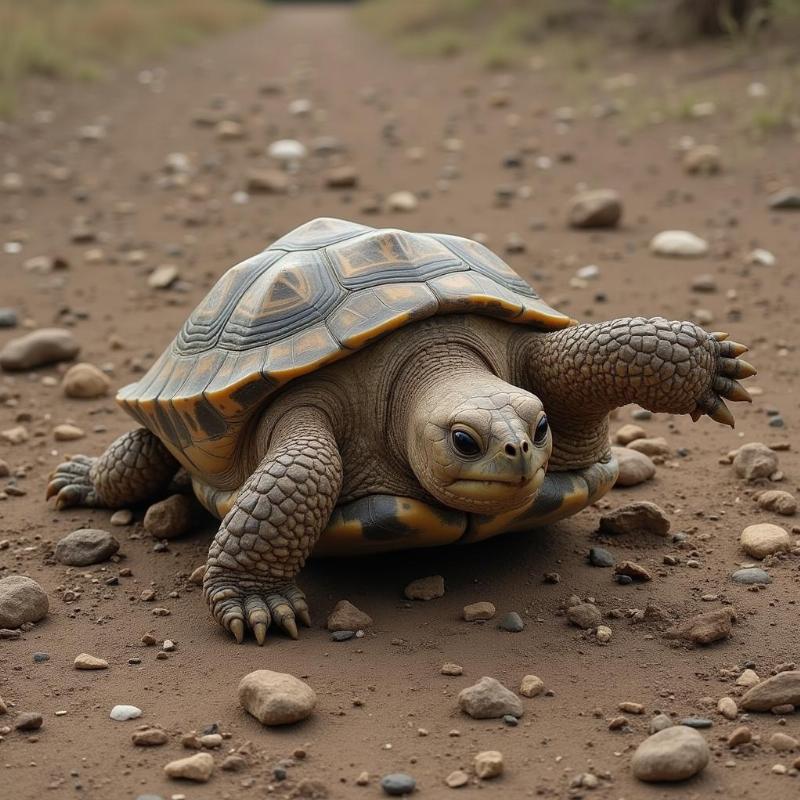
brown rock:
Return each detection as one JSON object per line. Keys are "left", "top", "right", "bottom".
{"left": 163, "top": 752, "right": 214, "bottom": 782}
{"left": 463, "top": 601, "right": 495, "bottom": 621}
{"left": 238, "top": 669, "right": 316, "bottom": 725}
{"left": 74, "top": 653, "right": 108, "bottom": 670}
{"left": 727, "top": 725, "right": 752, "bottom": 747}
{"left": 612, "top": 446, "right": 656, "bottom": 487}
{"left": 567, "top": 602, "right": 602, "bottom": 629}
{"left": 599, "top": 501, "right": 670, "bottom": 536}
{"left": 325, "top": 166, "right": 359, "bottom": 189}
{"left": 144, "top": 494, "right": 192, "bottom": 539}
{"left": 246, "top": 169, "right": 289, "bottom": 194}
{"left": 769, "top": 732, "right": 798, "bottom": 752}
{"left": 614, "top": 561, "right": 652, "bottom": 581}
{"left": 741, "top": 671, "right": 800, "bottom": 712}
{"left": 326, "top": 600, "right": 372, "bottom": 631}
{"left": 626, "top": 437, "right": 670, "bottom": 457}
{"left": 613, "top": 424, "right": 647, "bottom": 445}
{"left": 665, "top": 608, "right": 735, "bottom": 645}
{"left": 62, "top": 363, "right": 110, "bottom": 399}
{"left": 132, "top": 727, "right": 169, "bottom": 746}
{"left": 757, "top": 490, "right": 797, "bottom": 516}
{"left": 567, "top": 189, "right": 622, "bottom": 229}
{"left": 740, "top": 523, "right": 791, "bottom": 559}
{"left": 403, "top": 575, "right": 445, "bottom": 600}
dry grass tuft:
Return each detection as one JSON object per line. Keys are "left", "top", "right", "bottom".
{"left": 0, "top": 0, "right": 265, "bottom": 115}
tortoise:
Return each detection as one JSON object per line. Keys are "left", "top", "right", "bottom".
{"left": 46, "top": 217, "right": 756, "bottom": 645}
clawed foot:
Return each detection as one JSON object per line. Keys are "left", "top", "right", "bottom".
{"left": 46, "top": 455, "right": 102, "bottom": 509}
{"left": 203, "top": 568, "right": 311, "bottom": 645}
{"left": 691, "top": 332, "right": 757, "bottom": 427}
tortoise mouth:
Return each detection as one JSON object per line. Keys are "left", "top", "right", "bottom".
{"left": 446, "top": 467, "right": 545, "bottom": 504}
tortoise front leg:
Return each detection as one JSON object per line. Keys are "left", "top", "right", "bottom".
{"left": 202, "top": 406, "right": 342, "bottom": 645}
{"left": 526, "top": 317, "right": 755, "bottom": 468}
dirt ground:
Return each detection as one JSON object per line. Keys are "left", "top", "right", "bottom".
{"left": 2, "top": 4, "right": 800, "bottom": 799}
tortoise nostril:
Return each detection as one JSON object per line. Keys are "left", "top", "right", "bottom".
{"left": 505, "top": 443, "right": 517, "bottom": 457}
{"left": 521, "top": 440, "right": 530, "bottom": 453}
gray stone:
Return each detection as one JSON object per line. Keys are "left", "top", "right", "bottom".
{"left": 0, "top": 328, "right": 80, "bottom": 371}
{"left": 458, "top": 676, "right": 523, "bottom": 719}
{"left": 0, "top": 575, "right": 49, "bottom": 628}
{"left": 757, "top": 490, "right": 796, "bottom": 516}
{"left": 733, "top": 443, "right": 779, "bottom": 481}
{"left": 55, "top": 528, "right": 119, "bottom": 566}
{"left": 0, "top": 308, "right": 17, "bottom": 328}
{"left": 731, "top": 567, "right": 771, "bottom": 585}
{"left": 589, "top": 547, "right": 615, "bottom": 567}
{"left": 381, "top": 773, "right": 416, "bottom": 796}
{"left": 14, "top": 711, "right": 43, "bottom": 731}
{"left": 499, "top": 611, "right": 524, "bottom": 632}
{"left": 631, "top": 726, "right": 709, "bottom": 782}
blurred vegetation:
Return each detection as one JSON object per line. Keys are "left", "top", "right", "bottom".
{"left": 359, "top": 0, "right": 799, "bottom": 66}
{"left": 0, "top": 0, "right": 265, "bottom": 116}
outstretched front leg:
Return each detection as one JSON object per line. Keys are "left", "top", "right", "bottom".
{"left": 203, "top": 406, "right": 342, "bottom": 645}
{"left": 525, "top": 317, "right": 755, "bottom": 469}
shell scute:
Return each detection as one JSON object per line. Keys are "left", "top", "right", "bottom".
{"left": 118, "top": 219, "right": 570, "bottom": 477}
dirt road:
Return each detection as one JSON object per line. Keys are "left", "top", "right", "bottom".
{"left": 2, "top": 4, "right": 799, "bottom": 799}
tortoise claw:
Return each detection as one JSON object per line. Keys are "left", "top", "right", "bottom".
{"left": 719, "top": 340, "right": 749, "bottom": 358}
{"left": 708, "top": 397, "right": 735, "bottom": 428}
{"left": 714, "top": 376, "right": 753, "bottom": 403}
{"left": 296, "top": 608, "right": 312, "bottom": 628}
{"left": 228, "top": 618, "right": 245, "bottom": 644}
{"left": 282, "top": 616, "right": 299, "bottom": 641}
{"left": 711, "top": 331, "right": 729, "bottom": 341}
{"left": 690, "top": 408, "right": 703, "bottom": 422}
{"left": 253, "top": 622, "right": 267, "bottom": 646}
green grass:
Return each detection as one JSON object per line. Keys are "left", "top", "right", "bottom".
{"left": 0, "top": 0, "right": 265, "bottom": 116}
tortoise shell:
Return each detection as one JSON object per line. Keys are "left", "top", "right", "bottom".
{"left": 118, "top": 218, "right": 572, "bottom": 477}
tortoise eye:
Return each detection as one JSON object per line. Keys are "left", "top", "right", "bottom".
{"left": 533, "top": 415, "right": 549, "bottom": 445}
{"left": 451, "top": 429, "right": 481, "bottom": 457}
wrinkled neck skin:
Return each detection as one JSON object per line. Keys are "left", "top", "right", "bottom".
{"left": 514, "top": 326, "right": 612, "bottom": 471}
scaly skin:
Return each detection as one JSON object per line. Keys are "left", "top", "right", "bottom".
{"left": 524, "top": 317, "right": 754, "bottom": 469}
{"left": 46, "top": 427, "right": 179, "bottom": 509}
{"left": 202, "top": 406, "right": 342, "bottom": 645}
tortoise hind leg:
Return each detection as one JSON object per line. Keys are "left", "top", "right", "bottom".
{"left": 46, "top": 427, "right": 179, "bottom": 509}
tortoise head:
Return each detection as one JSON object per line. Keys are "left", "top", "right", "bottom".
{"left": 405, "top": 378, "right": 551, "bottom": 514}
